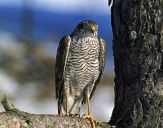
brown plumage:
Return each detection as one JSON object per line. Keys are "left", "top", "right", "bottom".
{"left": 55, "top": 20, "right": 106, "bottom": 115}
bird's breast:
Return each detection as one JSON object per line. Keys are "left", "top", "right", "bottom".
{"left": 64, "top": 37, "right": 100, "bottom": 95}
{"left": 68, "top": 37, "right": 99, "bottom": 70}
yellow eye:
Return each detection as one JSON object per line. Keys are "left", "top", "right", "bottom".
{"left": 92, "top": 26, "right": 98, "bottom": 31}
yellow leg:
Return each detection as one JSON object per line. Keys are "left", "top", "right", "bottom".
{"left": 82, "top": 95, "right": 102, "bottom": 128}
{"left": 87, "top": 95, "right": 91, "bottom": 115}
{"left": 86, "top": 95, "right": 96, "bottom": 128}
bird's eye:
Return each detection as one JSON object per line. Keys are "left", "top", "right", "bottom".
{"left": 92, "top": 26, "right": 97, "bottom": 31}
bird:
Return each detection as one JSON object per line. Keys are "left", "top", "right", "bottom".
{"left": 55, "top": 20, "right": 106, "bottom": 127}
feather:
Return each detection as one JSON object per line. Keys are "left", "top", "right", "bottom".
{"left": 89, "top": 38, "right": 106, "bottom": 100}
{"left": 55, "top": 35, "right": 71, "bottom": 105}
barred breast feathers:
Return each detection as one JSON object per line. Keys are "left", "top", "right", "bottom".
{"left": 67, "top": 37, "right": 100, "bottom": 72}
{"left": 65, "top": 37, "right": 98, "bottom": 73}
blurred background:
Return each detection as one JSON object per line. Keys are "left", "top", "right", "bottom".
{"left": 0, "top": 0, "right": 114, "bottom": 122}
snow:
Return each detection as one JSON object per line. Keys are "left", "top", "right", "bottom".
{"left": 0, "top": 70, "right": 19, "bottom": 96}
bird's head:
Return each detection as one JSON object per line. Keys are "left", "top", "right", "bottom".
{"left": 73, "top": 20, "right": 98, "bottom": 37}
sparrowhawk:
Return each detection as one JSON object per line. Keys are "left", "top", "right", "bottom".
{"left": 55, "top": 20, "right": 106, "bottom": 123}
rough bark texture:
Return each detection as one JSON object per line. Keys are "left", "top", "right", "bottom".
{"left": 0, "top": 96, "right": 110, "bottom": 128}
{"left": 109, "top": 0, "right": 163, "bottom": 128}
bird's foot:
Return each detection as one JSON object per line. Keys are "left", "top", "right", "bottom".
{"left": 82, "top": 114, "right": 101, "bottom": 128}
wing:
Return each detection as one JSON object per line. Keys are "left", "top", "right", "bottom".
{"left": 55, "top": 35, "right": 71, "bottom": 99}
{"left": 90, "top": 38, "right": 106, "bottom": 100}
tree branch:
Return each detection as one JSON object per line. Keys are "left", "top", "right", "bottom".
{"left": 0, "top": 96, "right": 110, "bottom": 128}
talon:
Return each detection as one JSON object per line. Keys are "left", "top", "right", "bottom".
{"left": 82, "top": 95, "right": 102, "bottom": 128}
{"left": 83, "top": 114, "right": 101, "bottom": 128}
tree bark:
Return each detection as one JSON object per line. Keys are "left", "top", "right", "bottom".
{"left": 109, "top": 0, "right": 163, "bottom": 127}
{"left": 0, "top": 96, "right": 109, "bottom": 128}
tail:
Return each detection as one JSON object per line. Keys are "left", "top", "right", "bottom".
{"left": 58, "top": 97, "right": 66, "bottom": 115}
{"left": 69, "top": 100, "right": 81, "bottom": 115}
{"left": 58, "top": 95, "right": 81, "bottom": 115}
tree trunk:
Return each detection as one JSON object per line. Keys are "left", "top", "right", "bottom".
{"left": 109, "top": 0, "right": 163, "bottom": 128}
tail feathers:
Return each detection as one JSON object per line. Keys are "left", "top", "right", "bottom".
{"left": 58, "top": 99, "right": 66, "bottom": 115}
{"left": 69, "top": 102, "right": 81, "bottom": 115}
{"left": 58, "top": 98, "right": 81, "bottom": 115}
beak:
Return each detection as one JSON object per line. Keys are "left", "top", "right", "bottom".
{"left": 93, "top": 31, "right": 98, "bottom": 36}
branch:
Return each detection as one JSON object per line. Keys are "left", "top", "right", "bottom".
{"left": 0, "top": 96, "right": 110, "bottom": 128}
